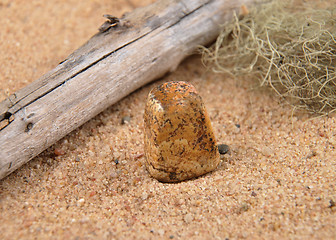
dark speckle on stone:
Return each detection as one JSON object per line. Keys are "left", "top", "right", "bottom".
{"left": 114, "top": 159, "right": 119, "bottom": 165}
{"left": 235, "top": 123, "right": 241, "bottom": 128}
{"left": 218, "top": 144, "right": 230, "bottom": 155}
{"left": 169, "top": 172, "right": 176, "bottom": 180}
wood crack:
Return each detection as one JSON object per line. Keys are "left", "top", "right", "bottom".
{"left": 0, "top": 0, "right": 209, "bottom": 126}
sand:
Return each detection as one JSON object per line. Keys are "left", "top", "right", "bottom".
{"left": 0, "top": 0, "right": 335, "bottom": 239}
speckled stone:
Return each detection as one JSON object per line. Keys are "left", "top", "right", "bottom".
{"left": 144, "top": 81, "right": 220, "bottom": 182}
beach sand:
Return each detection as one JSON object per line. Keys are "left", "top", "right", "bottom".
{"left": 0, "top": 0, "right": 335, "bottom": 239}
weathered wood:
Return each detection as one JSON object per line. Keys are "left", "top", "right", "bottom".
{"left": 0, "top": 0, "right": 263, "bottom": 180}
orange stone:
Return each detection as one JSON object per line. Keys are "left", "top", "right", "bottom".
{"left": 144, "top": 81, "right": 220, "bottom": 182}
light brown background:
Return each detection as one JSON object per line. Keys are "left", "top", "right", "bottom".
{"left": 0, "top": 0, "right": 335, "bottom": 239}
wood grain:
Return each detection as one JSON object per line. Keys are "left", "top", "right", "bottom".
{"left": 0, "top": 0, "right": 263, "bottom": 180}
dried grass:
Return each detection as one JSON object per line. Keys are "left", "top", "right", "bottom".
{"left": 202, "top": 0, "right": 336, "bottom": 114}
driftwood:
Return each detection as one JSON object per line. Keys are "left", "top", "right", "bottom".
{"left": 0, "top": 0, "right": 263, "bottom": 180}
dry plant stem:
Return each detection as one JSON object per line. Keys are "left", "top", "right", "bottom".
{"left": 0, "top": 0, "right": 263, "bottom": 180}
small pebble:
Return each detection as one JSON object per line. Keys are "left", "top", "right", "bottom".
{"left": 54, "top": 148, "right": 65, "bottom": 156}
{"left": 184, "top": 213, "right": 194, "bottom": 223}
{"left": 157, "top": 229, "right": 165, "bottom": 236}
{"left": 144, "top": 81, "right": 220, "bottom": 182}
{"left": 77, "top": 198, "right": 85, "bottom": 207}
{"left": 240, "top": 202, "right": 249, "bottom": 212}
{"left": 133, "top": 153, "right": 144, "bottom": 160}
{"left": 218, "top": 144, "right": 230, "bottom": 155}
{"left": 121, "top": 116, "right": 131, "bottom": 124}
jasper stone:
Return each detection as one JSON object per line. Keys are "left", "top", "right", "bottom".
{"left": 144, "top": 81, "right": 220, "bottom": 182}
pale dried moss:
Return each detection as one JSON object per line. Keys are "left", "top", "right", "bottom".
{"left": 202, "top": 1, "right": 336, "bottom": 114}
